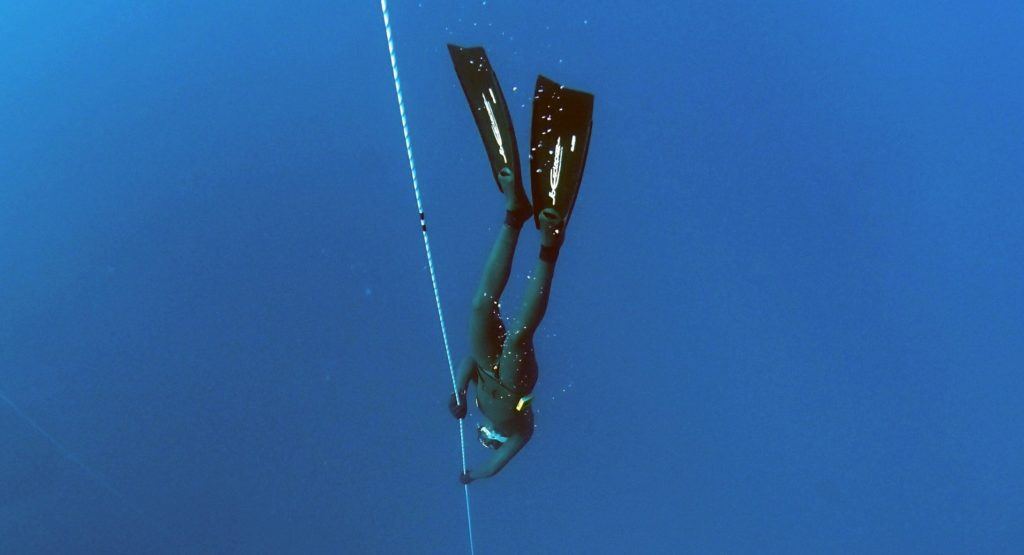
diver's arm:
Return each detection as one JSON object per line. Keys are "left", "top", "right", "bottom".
{"left": 455, "top": 355, "right": 477, "bottom": 394}
{"left": 449, "top": 356, "right": 478, "bottom": 419}
{"left": 467, "top": 428, "right": 532, "bottom": 481}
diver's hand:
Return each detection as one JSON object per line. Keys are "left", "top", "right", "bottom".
{"left": 449, "top": 392, "right": 467, "bottom": 420}
{"left": 459, "top": 470, "right": 474, "bottom": 485}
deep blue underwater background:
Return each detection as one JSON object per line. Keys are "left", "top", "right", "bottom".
{"left": 2, "top": 1, "right": 1022, "bottom": 553}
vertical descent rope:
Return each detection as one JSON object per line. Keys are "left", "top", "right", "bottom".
{"left": 378, "top": 2, "right": 475, "bottom": 554}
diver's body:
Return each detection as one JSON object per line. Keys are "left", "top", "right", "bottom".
{"left": 445, "top": 45, "right": 593, "bottom": 483}
{"left": 450, "top": 167, "right": 563, "bottom": 483}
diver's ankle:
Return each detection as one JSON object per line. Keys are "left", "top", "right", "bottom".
{"left": 540, "top": 243, "right": 560, "bottom": 262}
{"left": 504, "top": 209, "right": 528, "bottom": 229}
{"left": 506, "top": 200, "right": 533, "bottom": 226}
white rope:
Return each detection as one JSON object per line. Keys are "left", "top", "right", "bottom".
{"left": 378, "top": 2, "right": 475, "bottom": 554}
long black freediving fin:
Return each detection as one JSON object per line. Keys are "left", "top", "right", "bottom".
{"left": 529, "top": 75, "right": 594, "bottom": 232}
{"left": 447, "top": 44, "right": 523, "bottom": 194}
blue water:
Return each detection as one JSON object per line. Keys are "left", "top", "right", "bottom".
{"left": 2, "top": 1, "right": 1022, "bottom": 553}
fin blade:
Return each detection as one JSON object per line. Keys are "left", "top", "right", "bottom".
{"left": 448, "top": 44, "right": 522, "bottom": 193}
{"left": 529, "top": 75, "right": 594, "bottom": 231}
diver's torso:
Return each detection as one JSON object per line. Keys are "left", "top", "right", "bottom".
{"left": 475, "top": 348, "right": 537, "bottom": 429}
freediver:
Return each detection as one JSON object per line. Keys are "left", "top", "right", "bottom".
{"left": 445, "top": 45, "right": 594, "bottom": 484}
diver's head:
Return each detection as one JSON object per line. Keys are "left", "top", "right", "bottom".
{"left": 476, "top": 424, "right": 507, "bottom": 450}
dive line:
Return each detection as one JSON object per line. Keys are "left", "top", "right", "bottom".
{"left": 378, "top": 2, "right": 475, "bottom": 554}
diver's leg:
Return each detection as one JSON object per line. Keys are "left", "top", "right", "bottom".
{"left": 512, "top": 208, "right": 563, "bottom": 342}
{"left": 470, "top": 166, "right": 530, "bottom": 311}
{"left": 467, "top": 224, "right": 515, "bottom": 362}
{"left": 471, "top": 223, "right": 520, "bottom": 310}
{"left": 514, "top": 259, "right": 554, "bottom": 340}
{"left": 468, "top": 167, "right": 531, "bottom": 363}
